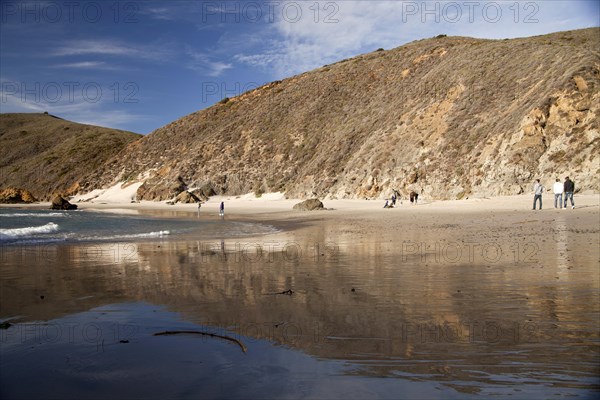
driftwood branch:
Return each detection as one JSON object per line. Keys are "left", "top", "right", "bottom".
{"left": 153, "top": 330, "right": 248, "bottom": 353}
{"left": 264, "top": 289, "right": 294, "bottom": 296}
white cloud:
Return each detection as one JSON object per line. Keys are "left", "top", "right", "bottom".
{"left": 51, "top": 38, "right": 232, "bottom": 77}
{"left": 52, "top": 40, "right": 134, "bottom": 56}
{"left": 0, "top": 80, "right": 146, "bottom": 131}
{"left": 185, "top": 48, "right": 233, "bottom": 77}
{"left": 234, "top": 1, "right": 433, "bottom": 77}
{"left": 138, "top": 2, "right": 208, "bottom": 23}
{"left": 51, "top": 39, "right": 173, "bottom": 61}
{"left": 234, "top": 1, "right": 599, "bottom": 78}
{"left": 64, "top": 109, "right": 147, "bottom": 130}
{"left": 142, "top": 7, "right": 176, "bottom": 21}
{"left": 49, "top": 61, "right": 117, "bottom": 70}
{"left": 234, "top": 51, "right": 281, "bottom": 69}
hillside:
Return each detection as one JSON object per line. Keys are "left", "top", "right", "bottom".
{"left": 81, "top": 29, "right": 600, "bottom": 199}
{"left": 0, "top": 113, "right": 141, "bottom": 200}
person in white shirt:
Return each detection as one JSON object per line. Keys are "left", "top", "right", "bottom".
{"left": 532, "top": 179, "right": 544, "bottom": 210}
{"left": 553, "top": 178, "right": 564, "bottom": 209}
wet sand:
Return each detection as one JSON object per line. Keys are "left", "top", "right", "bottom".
{"left": 1, "top": 194, "right": 599, "bottom": 398}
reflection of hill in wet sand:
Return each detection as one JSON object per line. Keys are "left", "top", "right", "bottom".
{"left": 2, "top": 205, "right": 598, "bottom": 389}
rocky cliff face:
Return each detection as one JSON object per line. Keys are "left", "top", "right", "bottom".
{"left": 0, "top": 113, "right": 141, "bottom": 200}
{"left": 0, "top": 188, "right": 37, "bottom": 203}
{"left": 82, "top": 28, "right": 599, "bottom": 200}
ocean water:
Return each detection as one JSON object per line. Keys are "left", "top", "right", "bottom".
{"left": 0, "top": 208, "right": 277, "bottom": 244}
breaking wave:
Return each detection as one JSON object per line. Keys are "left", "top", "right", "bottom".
{"left": 0, "top": 222, "right": 60, "bottom": 240}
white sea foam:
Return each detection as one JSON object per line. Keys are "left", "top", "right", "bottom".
{"left": 0, "top": 213, "right": 67, "bottom": 218}
{"left": 124, "top": 230, "right": 171, "bottom": 239}
{"left": 0, "top": 222, "right": 60, "bottom": 239}
{"left": 79, "top": 230, "right": 171, "bottom": 241}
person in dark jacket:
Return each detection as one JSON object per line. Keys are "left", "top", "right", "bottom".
{"left": 563, "top": 177, "right": 575, "bottom": 209}
{"left": 410, "top": 191, "right": 418, "bottom": 204}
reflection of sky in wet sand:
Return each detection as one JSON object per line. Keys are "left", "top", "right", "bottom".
{"left": 1, "top": 215, "right": 599, "bottom": 398}
{"left": 1, "top": 303, "right": 492, "bottom": 399}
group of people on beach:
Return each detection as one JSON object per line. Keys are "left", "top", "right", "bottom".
{"left": 195, "top": 179, "right": 576, "bottom": 214}
{"left": 533, "top": 176, "right": 576, "bottom": 210}
{"left": 384, "top": 190, "right": 418, "bottom": 208}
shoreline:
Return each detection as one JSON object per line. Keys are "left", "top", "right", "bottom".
{"left": 2, "top": 192, "right": 598, "bottom": 221}
{"left": 3, "top": 193, "right": 599, "bottom": 248}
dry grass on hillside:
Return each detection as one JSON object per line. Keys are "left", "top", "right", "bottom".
{"left": 0, "top": 113, "right": 141, "bottom": 200}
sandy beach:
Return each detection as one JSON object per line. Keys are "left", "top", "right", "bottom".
{"left": 2, "top": 193, "right": 599, "bottom": 398}
{"left": 66, "top": 192, "right": 600, "bottom": 253}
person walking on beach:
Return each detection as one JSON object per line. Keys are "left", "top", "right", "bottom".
{"left": 532, "top": 179, "right": 544, "bottom": 210}
{"left": 219, "top": 201, "right": 225, "bottom": 217}
{"left": 410, "top": 191, "right": 418, "bottom": 205}
{"left": 553, "top": 178, "right": 563, "bottom": 209}
{"left": 391, "top": 193, "right": 397, "bottom": 206}
{"left": 564, "top": 176, "right": 575, "bottom": 209}
{"left": 197, "top": 201, "right": 202, "bottom": 217}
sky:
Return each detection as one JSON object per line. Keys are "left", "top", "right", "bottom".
{"left": 1, "top": 0, "right": 598, "bottom": 134}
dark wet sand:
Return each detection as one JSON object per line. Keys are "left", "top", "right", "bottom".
{"left": 1, "top": 201, "right": 599, "bottom": 399}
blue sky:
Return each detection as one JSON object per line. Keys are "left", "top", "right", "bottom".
{"left": 1, "top": 1, "right": 598, "bottom": 134}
